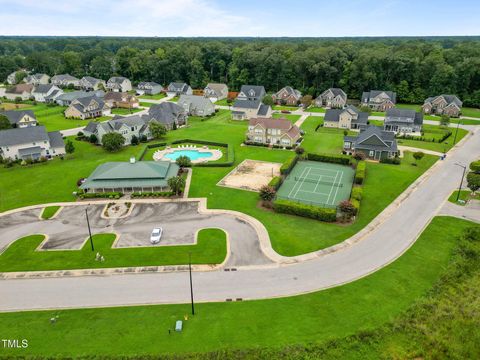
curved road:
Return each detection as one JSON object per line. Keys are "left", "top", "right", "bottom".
{"left": 0, "top": 128, "right": 479, "bottom": 311}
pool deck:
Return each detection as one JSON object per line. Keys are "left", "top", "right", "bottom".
{"left": 152, "top": 145, "right": 223, "bottom": 164}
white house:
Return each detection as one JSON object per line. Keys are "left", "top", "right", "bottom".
{"left": 106, "top": 77, "right": 132, "bottom": 93}
{"left": 32, "top": 84, "right": 63, "bottom": 103}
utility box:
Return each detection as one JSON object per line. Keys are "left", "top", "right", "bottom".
{"left": 175, "top": 320, "right": 183, "bottom": 332}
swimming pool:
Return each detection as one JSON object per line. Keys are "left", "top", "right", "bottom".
{"left": 164, "top": 149, "right": 214, "bottom": 161}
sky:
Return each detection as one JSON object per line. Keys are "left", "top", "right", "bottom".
{"left": 0, "top": 0, "right": 478, "bottom": 37}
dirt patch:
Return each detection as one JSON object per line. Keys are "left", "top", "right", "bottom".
{"left": 217, "top": 159, "right": 282, "bottom": 192}
{"left": 0, "top": 103, "right": 31, "bottom": 111}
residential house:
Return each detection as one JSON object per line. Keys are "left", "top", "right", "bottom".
{"left": 4, "top": 84, "right": 34, "bottom": 101}
{"left": 55, "top": 90, "right": 105, "bottom": 107}
{"left": 24, "top": 73, "right": 50, "bottom": 86}
{"left": 31, "top": 84, "right": 63, "bottom": 103}
{"left": 7, "top": 70, "right": 27, "bottom": 85}
{"left": 203, "top": 83, "right": 228, "bottom": 102}
{"left": 0, "top": 110, "right": 37, "bottom": 128}
{"left": 343, "top": 126, "right": 398, "bottom": 160}
{"left": 324, "top": 105, "right": 368, "bottom": 130}
{"left": 79, "top": 76, "right": 106, "bottom": 91}
{"left": 64, "top": 95, "right": 111, "bottom": 120}
{"left": 177, "top": 95, "right": 215, "bottom": 117}
{"left": 0, "top": 126, "right": 65, "bottom": 161}
{"left": 315, "top": 88, "right": 347, "bottom": 108}
{"left": 51, "top": 74, "right": 80, "bottom": 88}
{"left": 83, "top": 115, "right": 151, "bottom": 145}
{"left": 272, "top": 86, "right": 302, "bottom": 106}
{"left": 231, "top": 85, "right": 272, "bottom": 120}
{"left": 106, "top": 77, "right": 132, "bottom": 93}
{"left": 104, "top": 92, "right": 139, "bottom": 109}
{"left": 246, "top": 117, "right": 301, "bottom": 147}
{"left": 422, "top": 95, "right": 462, "bottom": 117}
{"left": 147, "top": 102, "right": 188, "bottom": 130}
{"left": 361, "top": 90, "right": 397, "bottom": 111}
{"left": 136, "top": 82, "right": 163, "bottom": 96}
{"left": 166, "top": 82, "right": 193, "bottom": 97}
{"left": 384, "top": 108, "right": 423, "bottom": 134}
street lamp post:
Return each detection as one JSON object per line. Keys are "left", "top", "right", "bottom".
{"left": 454, "top": 163, "right": 467, "bottom": 202}
{"left": 188, "top": 252, "right": 195, "bottom": 316}
{"left": 453, "top": 119, "right": 462, "bottom": 145}
{"left": 85, "top": 208, "right": 95, "bottom": 251}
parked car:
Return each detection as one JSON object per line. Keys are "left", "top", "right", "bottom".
{"left": 281, "top": 110, "right": 291, "bottom": 114}
{"left": 150, "top": 227, "right": 163, "bottom": 244}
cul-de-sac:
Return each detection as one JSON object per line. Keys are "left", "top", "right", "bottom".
{"left": 0, "top": 2, "right": 479, "bottom": 359}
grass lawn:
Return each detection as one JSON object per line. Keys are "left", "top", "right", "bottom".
{"left": 0, "top": 217, "right": 474, "bottom": 357}
{"left": 272, "top": 105, "right": 299, "bottom": 111}
{"left": 110, "top": 107, "right": 143, "bottom": 115}
{"left": 300, "top": 116, "right": 355, "bottom": 154}
{"left": 272, "top": 113, "right": 301, "bottom": 123}
{"left": 0, "top": 103, "right": 31, "bottom": 111}
{"left": 306, "top": 106, "right": 326, "bottom": 113}
{"left": 461, "top": 107, "right": 480, "bottom": 118}
{"left": 0, "top": 229, "right": 226, "bottom": 272}
{"left": 40, "top": 206, "right": 60, "bottom": 220}
{"left": 448, "top": 190, "right": 480, "bottom": 205}
{"left": 139, "top": 101, "right": 153, "bottom": 108}
{"left": 396, "top": 124, "right": 468, "bottom": 153}
{"left": 170, "top": 96, "right": 179, "bottom": 103}
{"left": 214, "top": 98, "right": 233, "bottom": 106}
{"left": 138, "top": 93, "right": 166, "bottom": 100}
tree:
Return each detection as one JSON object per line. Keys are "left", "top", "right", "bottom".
{"left": 338, "top": 200, "right": 357, "bottom": 219}
{"left": 65, "top": 140, "right": 75, "bottom": 154}
{"left": 413, "top": 151, "right": 425, "bottom": 165}
{"left": 149, "top": 121, "right": 167, "bottom": 139}
{"left": 0, "top": 115, "right": 11, "bottom": 130}
{"left": 262, "top": 95, "right": 274, "bottom": 106}
{"left": 295, "top": 146, "right": 305, "bottom": 156}
{"left": 172, "top": 121, "right": 177, "bottom": 130}
{"left": 176, "top": 155, "right": 191, "bottom": 168}
{"left": 89, "top": 134, "right": 98, "bottom": 144}
{"left": 259, "top": 185, "right": 276, "bottom": 202}
{"left": 130, "top": 135, "right": 139, "bottom": 146}
{"left": 102, "top": 133, "right": 125, "bottom": 152}
{"left": 300, "top": 95, "right": 313, "bottom": 108}
{"left": 469, "top": 160, "right": 480, "bottom": 174}
{"left": 168, "top": 176, "right": 186, "bottom": 195}
{"left": 466, "top": 172, "right": 480, "bottom": 194}
{"left": 440, "top": 114, "right": 450, "bottom": 127}
{"left": 353, "top": 152, "right": 366, "bottom": 161}
{"left": 14, "top": 71, "right": 27, "bottom": 84}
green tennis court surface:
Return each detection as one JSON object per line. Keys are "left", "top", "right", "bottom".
{"left": 277, "top": 160, "right": 354, "bottom": 207}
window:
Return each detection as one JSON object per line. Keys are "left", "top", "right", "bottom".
{"left": 369, "top": 150, "right": 374, "bottom": 157}
{"left": 344, "top": 142, "right": 351, "bottom": 149}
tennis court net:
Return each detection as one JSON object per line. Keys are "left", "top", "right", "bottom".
{"left": 294, "top": 176, "right": 343, "bottom": 187}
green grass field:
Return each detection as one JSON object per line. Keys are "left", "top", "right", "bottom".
{"left": 139, "top": 93, "right": 166, "bottom": 100}
{"left": 448, "top": 190, "right": 480, "bottom": 205}
{"left": 306, "top": 106, "right": 326, "bottom": 113}
{"left": 272, "top": 113, "right": 301, "bottom": 123}
{"left": 139, "top": 101, "right": 153, "bottom": 107}
{"left": 214, "top": 98, "right": 233, "bottom": 106}
{"left": 272, "top": 105, "right": 299, "bottom": 111}
{"left": 40, "top": 206, "right": 60, "bottom": 220}
{"left": 0, "top": 229, "right": 226, "bottom": 272}
{"left": 396, "top": 124, "right": 468, "bottom": 153}
{"left": 0, "top": 217, "right": 474, "bottom": 357}
{"left": 110, "top": 107, "right": 143, "bottom": 115}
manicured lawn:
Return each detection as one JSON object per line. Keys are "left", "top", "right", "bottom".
{"left": 0, "top": 103, "right": 31, "bottom": 111}
{"left": 448, "top": 190, "right": 480, "bottom": 205}
{"left": 214, "top": 98, "right": 233, "bottom": 106}
{"left": 272, "top": 105, "right": 299, "bottom": 111}
{"left": 138, "top": 93, "right": 166, "bottom": 100}
{"left": 396, "top": 124, "right": 468, "bottom": 153}
{"left": 40, "top": 206, "right": 60, "bottom": 220}
{"left": 110, "top": 107, "right": 143, "bottom": 115}
{"left": 0, "top": 229, "right": 226, "bottom": 272}
{"left": 395, "top": 103, "right": 422, "bottom": 111}
{"left": 300, "top": 116, "right": 355, "bottom": 154}
{"left": 461, "top": 107, "right": 480, "bottom": 118}
{"left": 272, "top": 113, "right": 301, "bottom": 123}
{"left": 0, "top": 217, "right": 474, "bottom": 357}
{"left": 139, "top": 102, "right": 153, "bottom": 107}
{"left": 170, "top": 96, "right": 179, "bottom": 103}
{"left": 306, "top": 106, "right": 326, "bottom": 113}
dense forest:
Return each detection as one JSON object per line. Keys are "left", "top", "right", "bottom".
{"left": 1, "top": 37, "right": 480, "bottom": 106}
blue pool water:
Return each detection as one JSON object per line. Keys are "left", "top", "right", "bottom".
{"left": 164, "top": 149, "right": 214, "bottom": 161}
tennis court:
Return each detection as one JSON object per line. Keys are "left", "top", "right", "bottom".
{"left": 277, "top": 161, "right": 354, "bottom": 207}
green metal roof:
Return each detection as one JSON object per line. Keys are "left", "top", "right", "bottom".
{"left": 80, "top": 161, "right": 179, "bottom": 190}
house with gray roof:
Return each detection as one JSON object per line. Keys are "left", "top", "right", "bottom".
{"left": 177, "top": 95, "right": 215, "bottom": 117}
{"left": 4, "top": 83, "right": 34, "bottom": 101}
{"left": 422, "top": 95, "right": 462, "bottom": 117}
{"left": 166, "top": 82, "right": 193, "bottom": 97}
{"left": 384, "top": 108, "right": 423, "bottom": 134}
{"left": 51, "top": 74, "right": 80, "bottom": 88}
{"left": 104, "top": 92, "right": 139, "bottom": 109}
{"left": 64, "top": 95, "right": 111, "bottom": 120}
{"left": 231, "top": 85, "right": 272, "bottom": 120}
{"left": 361, "top": 90, "right": 397, "bottom": 111}
{"left": 315, "top": 88, "right": 347, "bottom": 108}
{"left": 32, "top": 84, "right": 63, "bottom": 103}
{"left": 0, "top": 110, "right": 37, "bottom": 128}
{"left": 203, "top": 83, "right": 228, "bottom": 102}
{"left": 79, "top": 76, "right": 106, "bottom": 91}
{"left": 324, "top": 105, "right": 368, "bottom": 130}
{"left": 79, "top": 160, "right": 179, "bottom": 193}
{"left": 83, "top": 115, "right": 151, "bottom": 145}
{"left": 272, "top": 86, "right": 302, "bottom": 106}
{"left": 0, "top": 126, "right": 65, "bottom": 161}
{"left": 55, "top": 90, "right": 105, "bottom": 107}
{"left": 24, "top": 73, "right": 50, "bottom": 86}
{"left": 136, "top": 82, "right": 163, "bottom": 96}
{"left": 246, "top": 117, "right": 301, "bottom": 147}
{"left": 147, "top": 102, "right": 188, "bottom": 130}
{"left": 106, "top": 77, "right": 132, "bottom": 93}
{"left": 344, "top": 126, "right": 398, "bottom": 161}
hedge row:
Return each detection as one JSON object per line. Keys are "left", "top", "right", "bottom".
{"left": 280, "top": 156, "right": 299, "bottom": 175}
{"left": 268, "top": 176, "right": 283, "bottom": 190}
{"left": 397, "top": 131, "right": 451, "bottom": 143}
{"left": 78, "top": 192, "right": 123, "bottom": 199}
{"left": 355, "top": 161, "right": 366, "bottom": 184}
{"left": 350, "top": 198, "right": 360, "bottom": 214}
{"left": 244, "top": 140, "right": 294, "bottom": 150}
{"left": 380, "top": 157, "right": 401, "bottom": 165}
{"left": 138, "top": 142, "right": 167, "bottom": 161}
{"left": 306, "top": 152, "right": 352, "bottom": 165}
{"left": 273, "top": 199, "right": 337, "bottom": 222}
{"left": 131, "top": 191, "right": 174, "bottom": 198}
{"left": 351, "top": 187, "right": 362, "bottom": 201}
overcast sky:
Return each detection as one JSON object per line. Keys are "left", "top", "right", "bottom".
{"left": 0, "top": 0, "right": 478, "bottom": 37}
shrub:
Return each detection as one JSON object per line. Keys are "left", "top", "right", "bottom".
{"left": 338, "top": 200, "right": 358, "bottom": 218}
{"left": 273, "top": 199, "right": 337, "bottom": 222}
{"left": 355, "top": 161, "right": 366, "bottom": 185}
{"left": 307, "top": 152, "right": 352, "bottom": 165}
{"left": 130, "top": 135, "right": 139, "bottom": 146}
{"left": 65, "top": 140, "right": 75, "bottom": 154}
{"left": 295, "top": 146, "right": 305, "bottom": 156}
{"left": 280, "top": 156, "right": 299, "bottom": 175}
{"left": 466, "top": 172, "right": 480, "bottom": 193}
{"left": 89, "top": 134, "right": 98, "bottom": 144}
{"left": 168, "top": 176, "right": 186, "bottom": 195}
{"left": 150, "top": 121, "right": 167, "bottom": 139}
{"left": 78, "top": 192, "right": 123, "bottom": 199}
{"left": 353, "top": 151, "right": 367, "bottom": 161}
{"left": 268, "top": 176, "right": 283, "bottom": 190}
{"left": 102, "top": 133, "right": 125, "bottom": 152}
{"left": 131, "top": 191, "right": 174, "bottom": 198}
{"left": 380, "top": 156, "right": 401, "bottom": 165}
{"left": 176, "top": 155, "right": 192, "bottom": 168}
{"left": 259, "top": 185, "right": 276, "bottom": 202}
{"left": 351, "top": 187, "right": 363, "bottom": 201}
{"left": 469, "top": 160, "right": 480, "bottom": 174}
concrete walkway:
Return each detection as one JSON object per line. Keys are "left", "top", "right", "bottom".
{"left": 398, "top": 146, "right": 444, "bottom": 157}
{"left": 439, "top": 200, "right": 480, "bottom": 223}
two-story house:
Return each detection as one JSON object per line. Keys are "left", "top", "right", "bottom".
{"left": 79, "top": 76, "right": 106, "bottom": 91}
{"left": 0, "top": 126, "right": 65, "bottom": 161}
{"left": 31, "top": 84, "right": 63, "bottom": 103}
{"left": 246, "top": 117, "right": 301, "bottom": 147}
{"left": 136, "top": 82, "right": 164, "bottom": 96}
{"left": 272, "top": 86, "right": 302, "bottom": 106}
{"left": 24, "top": 73, "right": 50, "bottom": 86}
{"left": 106, "top": 77, "right": 132, "bottom": 93}
{"left": 203, "top": 83, "right": 228, "bottom": 102}
{"left": 324, "top": 105, "right": 368, "bottom": 130}
{"left": 384, "top": 108, "right": 423, "bottom": 134}
{"left": 422, "top": 95, "right": 462, "bottom": 117}
{"left": 104, "top": 92, "right": 140, "bottom": 109}
{"left": 0, "top": 110, "right": 38, "bottom": 128}
{"left": 51, "top": 74, "right": 80, "bottom": 88}
{"left": 166, "top": 82, "right": 193, "bottom": 97}
{"left": 64, "top": 95, "right": 111, "bottom": 120}
{"left": 146, "top": 102, "right": 188, "bottom": 130}
{"left": 315, "top": 88, "right": 347, "bottom": 108}
{"left": 83, "top": 115, "right": 151, "bottom": 145}
{"left": 361, "top": 90, "right": 397, "bottom": 111}
{"left": 55, "top": 90, "right": 105, "bottom": 107}
{"left": 4, "top": 84, "right": 34, "bottom": 101}
{"left": 343, "top": 126, "right": 398, "bottom": 160}
{"left": 231, "top": 85, "right": 272, "bottom": 120}
{"left": 177, "top": 95, "right": 215, "bottom": 117}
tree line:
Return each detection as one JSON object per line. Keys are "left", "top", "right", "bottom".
{"left": 0, "top": 36, "right": 479, "bottom": 106}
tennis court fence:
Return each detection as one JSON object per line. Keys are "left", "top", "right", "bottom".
{"left": 293, "top": 176, "right": 344, "bottom": 187}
